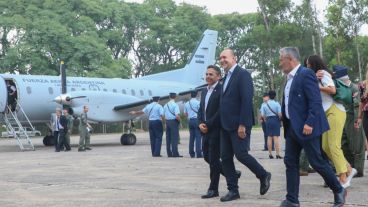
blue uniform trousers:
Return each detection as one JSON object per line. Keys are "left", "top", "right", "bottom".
{"left": 284, "top": 123, "right": 343, "bottom": 204}
{"left": 149, "top": 120, "right": 163, "bottom": 156}
{"left": 221, "top": 129, "right": 267, "bottom": 192}
{"left": 166, "top": 120, "right": 180, "bottom": 157}
{"left": 189, "top": 118, "right": 202, "bottom": 158}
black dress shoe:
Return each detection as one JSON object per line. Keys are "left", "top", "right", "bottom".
{"left": 236, "top": 170, "right": 241, "bottom": 179}
{"left": 201, "top": 190, "right": 219, "bottom": 199}
{"left": 333, "top": 188, "right": 347, "bottom": 207}
{"left": 260, "top": 172, "right": 271, "bottom": 195}
{"left": 153, "top": 155, "right": 162, "bottom": 157}
{"left": 279, "top": 199, "right": 300, "bottom": 207}
{"left": 220, "top": 191, "right": 240, "bottom": 202}
{"left": 85, "top": 147, "right": 92, "bottom": 150}
{"left": 276, "top": 155, "right": 283, "bottom": 159}
{"left": 78, "top": 148, "right": 85, "bottom": 152}
{"left": 269, "top": 154, "right": 274, "bottom": 159}
{"left": 172, "top": 155, "right": 183, "bottom": 157}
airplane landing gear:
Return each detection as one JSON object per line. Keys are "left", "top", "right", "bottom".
{"left": 43, "top": 135, "right": 54, "bottom": 146}
{"left": 120, "top": 133, "right": 136, "bottom": 145}
{"left": 120, "top": 120, "right": 136, "bottom": 145}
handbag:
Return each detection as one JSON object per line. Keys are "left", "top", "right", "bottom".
{"left": 333, "top": 79, "right": 353, "bottom": 105}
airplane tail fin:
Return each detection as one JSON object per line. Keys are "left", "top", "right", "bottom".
{"left": 139, "top": 29, "right": 218, "bottom": 86}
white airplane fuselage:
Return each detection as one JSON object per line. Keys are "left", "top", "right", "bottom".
{"left": 0, "top": 74, "right": 196, "bottom": 123}
{"left": 0, "top": 29, "right": 218, "bottom": 126}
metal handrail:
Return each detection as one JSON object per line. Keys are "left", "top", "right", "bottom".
{"left": 15, "top": 100, "right": 35, "bottom": 131}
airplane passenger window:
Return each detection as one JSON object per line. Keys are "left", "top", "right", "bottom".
{"left": 148, "top": 90, "right": 152, "bottom": 96}
{"left": 131, "top": 89, "right": 135, "bottom": 96}
{"left": 122, "top": 89, "right": 126, "bottom": 94}
{"left": 82, "top": 88, "right": 86, "bottom": 91}
{"left": 26, "top": 86, "right": 32, "bottom": 94}
{"left": 103, "top": 89, "right": 107, "bottom": 92}
{"left": 140, "top": 90, "right": 144, "bottom": 96}
{"left": 71, "top": 88, "right": 76, "bottom": 91}
{"left": 48, "top": 87, "right": 53, "bottom": 95}
{"left": 113, "top": 89, "right": 117, "bottom": 93}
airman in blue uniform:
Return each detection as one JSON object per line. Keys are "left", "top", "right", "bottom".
{"left": 131, "top": 96, "right": 164, "bottom": 157}
{"left": 184, "top": 91, "right": 202, "bottom": 158}
{"left": 164, "top": 93, "right": 182, "bottom": 157}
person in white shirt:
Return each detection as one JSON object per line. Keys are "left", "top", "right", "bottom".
{"left": 306, "top": 55, "right": 356, "bottom": 188}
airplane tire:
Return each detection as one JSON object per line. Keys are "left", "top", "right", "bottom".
{"left": 120, "top": 133, "right": 136, "bottom": 145}
{"left": 43, "top": 135, "right": 55, "bottom": 146}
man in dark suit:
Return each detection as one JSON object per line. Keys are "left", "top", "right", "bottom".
{"left": 56, "top": 109, "right": 70, "bottom": 152}
{"left": 219, "top": 49, "right": 271, "bottom": 202}
{"left": 278, "top": 47, "right": 346, "bottom": 207}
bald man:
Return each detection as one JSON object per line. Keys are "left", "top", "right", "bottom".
{"left": 218, "top": 48, "right": 271, "bottom": 202}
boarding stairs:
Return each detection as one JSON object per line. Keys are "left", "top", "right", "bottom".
{"left": 2, "top": 102, "right": 35, "bottom": 151}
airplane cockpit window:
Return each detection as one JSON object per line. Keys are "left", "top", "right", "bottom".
{"left": 26, "top": 86, "right": 32, "bottom": 94}
{"left": 131, "top": 89, "right": 135, "bottom": 96}
{"left": 48, "top": 87, "right": 54, "bottom": 95}
{"left": 71, "top": 88, "right": 76, "bottom": 91}
{"left": 113, "top": 89, "right": 117, "bottom": 93}
{"left": 122, "top": 89, "right": 126, "bottom": 94}
{"left": 148, "top": 90, "right": 152, "bottom": 96}
{"left": 140, "top": 90, "right": 144, "bottom": 96}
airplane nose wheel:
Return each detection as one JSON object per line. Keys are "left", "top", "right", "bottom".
{"left": 120, "top": 133, "right": 136, "bottom": 145}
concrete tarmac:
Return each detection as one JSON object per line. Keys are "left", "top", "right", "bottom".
{"left": 0, "top": 129, "right": 367, "bottom": 207}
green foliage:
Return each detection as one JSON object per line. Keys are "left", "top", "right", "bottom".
{"left": 1, "top": 0, "right": 368, "bottom": 113}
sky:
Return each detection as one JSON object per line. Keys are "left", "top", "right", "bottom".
{"left": 125, "top": 0, "right": 368, "bottom": 35}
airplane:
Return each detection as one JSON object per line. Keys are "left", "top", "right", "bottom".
{"left": 0, "top": 29, "right": 218, "bottom": 149}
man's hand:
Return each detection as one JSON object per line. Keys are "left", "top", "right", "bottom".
{"left": 354, "top": 118, "right": 362, "bottom": 129}
{"left": 302, "top": 124, "right": 313, "bottom": 135}
{"left": 199, "top": 123, "right": 208, "bottom": 134}
{"left": 238, "top": 125, "right": 246, "bottom": 139}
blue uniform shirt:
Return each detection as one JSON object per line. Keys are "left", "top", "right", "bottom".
{"left": 261, "top": 100, "right": 281, "bottom": 117}
{"left": 184, "top": 98, "right": 199, "bottom": 119}
{"left": 164, "top": 100, "right": 180, "bottom": 120}
{"left": 142, "top": 102, "right": 164, "bottom": 120}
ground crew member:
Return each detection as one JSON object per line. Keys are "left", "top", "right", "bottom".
{"left": 184, "top": 91, "right": 202, "bottom": 158}
{"left": 78, "top": 105, "right": 91, "bottom": 152}
{"left": 164, "top": 93, "right": 182, "bottom": 157}
{"left": 130, "top": 96, "right": 164, "bottom": 157}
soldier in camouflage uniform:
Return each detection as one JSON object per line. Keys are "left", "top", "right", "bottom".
{"left": 78, "top": 105, "right": 91, "bottom": 152}
{"left": 335, "top": 67, "right": 365, "bottom": 177}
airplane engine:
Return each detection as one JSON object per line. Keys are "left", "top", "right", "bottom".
{"left": 54, "top": 91, "right": 141, "bottom": 122}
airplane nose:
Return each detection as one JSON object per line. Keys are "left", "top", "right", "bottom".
{"left": 54, "top": 95, "right": 62, "bottom": 104}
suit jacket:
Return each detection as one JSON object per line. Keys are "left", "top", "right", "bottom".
{"left": 59, "top": 115, "right": 68, "bottom": 131}
{"left": 282, "top": 66, "right": 329, "bottom": 140}
{"left": 198, "top": 83, "right": 221, "bottom": 138}
{"left": 220, "top": 65, "right": 255, "bottom": 131}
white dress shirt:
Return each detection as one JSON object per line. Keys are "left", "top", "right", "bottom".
{"left": 223, "top": 64, "right": 237, "bottom": 92}
{"left": 204, "top": 81, "right": 219, "bottom": 121}
{"left": 284, "top": 64, "right": 300, "bottom": 119}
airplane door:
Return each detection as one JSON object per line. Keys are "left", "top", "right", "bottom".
{"left": 0, "top": 77, "right": 8, "bottom": 113}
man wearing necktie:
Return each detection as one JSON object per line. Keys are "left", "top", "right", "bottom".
{"left": 218, "top": 49, "right": 271, "bottom": 202}
{"left": 278, "top": 47, "right": 346, "bottom": 207}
